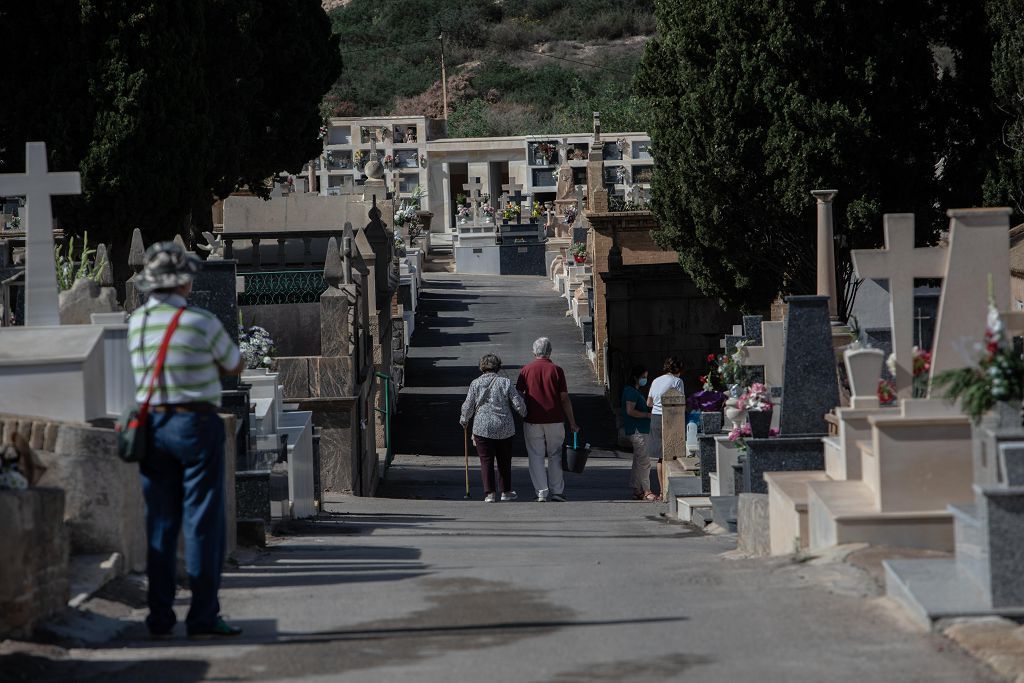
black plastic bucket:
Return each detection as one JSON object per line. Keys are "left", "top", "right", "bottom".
{"left": 561, "top": 446, "right": 589, "bottom": 473}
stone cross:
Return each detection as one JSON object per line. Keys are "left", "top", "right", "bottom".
{"left": 501, "top": 182, "right": 526, "bottom": 223}
{"left": 0, "top": 142, "right": 82, "bottom": 326}
{"left": 740, "top": 321, "right": 785, "bottom": 389}
{"left": 851, "top": 214, "right": 947, "bottom": 399}
{"left": 573, "top": 185, "right": 586, "bottom": 213}
{"left": 462, "top": 177, "right": 484, "bottom": 223}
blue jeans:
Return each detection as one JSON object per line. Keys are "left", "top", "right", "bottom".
{"left": 140, "top": 411, "right": 226, "bottom": 635}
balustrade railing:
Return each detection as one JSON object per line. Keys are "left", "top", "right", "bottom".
{"left": 221, "top": 230, "right": 345, "bottom": 270}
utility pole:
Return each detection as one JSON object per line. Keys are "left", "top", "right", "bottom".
{"left": 438, "top": 32, "right": 448, "bottom": 120}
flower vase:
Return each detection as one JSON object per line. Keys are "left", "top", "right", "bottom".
{"left": 747, "top": 410, "right": 772, "bottom": 439}
{"left": 573, "top": 255, "right": 586, "bottom": 264}
{"left": 724, "top": 398, "right": 746, "bottom": 431}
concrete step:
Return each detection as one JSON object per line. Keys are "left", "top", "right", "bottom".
{"left": 765, "top": 470, "right": 829, "bottom": 556}
{"left": 691, "top": 505, "right": 715, "bottom": 528}
{"left": 710, "top": 495, "right": 738, "bottom": 533}
{"left": 677, "top": 496, "right": 711, "bottom": 523}
{"left": 822, "top": 436, "right": 843, "bottom": 479}
{"left": 884, "top": 558, "right": 1024, "bottom": 630}
{"left": 949, "top": 504, "right": 985, "bottom": 587}
{"left": 806, "top": 479, "right": 954, "bottom": 552}
{"left": 666, "top": 475, "right": 702, "bottom": 515}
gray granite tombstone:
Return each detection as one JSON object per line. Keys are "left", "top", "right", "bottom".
{"left": 742, "top": 436, "right": 826, "bottom": 494}
{"left": 571, "top": 227, "right": 588, "bottom": 245}
{"left": 698, "top": 434, "right": 717, "bottom": 494}
{"left": 188, "top": 258, "right": 251, "bottom": 463}
{"left": 743, "top": 315, "right": 763, "bottom": 345}
{"left": 777, "top": 295, "right": 839, "bottom": 434}
{"left": 189, "top": 259, "right": 241, "bottom": 387}
{"left": 723, "top": 335, "right": 744, "bottom": 355}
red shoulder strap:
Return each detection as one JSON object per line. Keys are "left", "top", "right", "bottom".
{"left": 138, "top": 307, "right": 186, "bottom": 421}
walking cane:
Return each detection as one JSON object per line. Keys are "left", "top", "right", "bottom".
{"left": 463, "top": 425, "right": 471, "bottom": 499}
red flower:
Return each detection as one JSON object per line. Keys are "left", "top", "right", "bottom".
{"left": 706, "top": 354, "right": 716, "bottom": 363}
{"left": 699, "top": 375, "right": 706, "bottom": 384}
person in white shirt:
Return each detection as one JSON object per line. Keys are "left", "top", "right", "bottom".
{"left": 646, "top": 356, "right": 685, "bottom": 487}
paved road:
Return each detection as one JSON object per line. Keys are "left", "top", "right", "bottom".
{"left": 2, "top": 273, "right": 999, "bottom": 683}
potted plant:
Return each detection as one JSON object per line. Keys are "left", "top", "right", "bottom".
{"left": 691, "top": 353, "right": 728, "bottom": 433}
{"left": 570, "top": 241, "right": 587, "bottom": 264}
{"left": 535, "top": 142, "right": 554, "bottom": 165}
{"left": 456, "top": 204, "right": 472, "bottom": 223}
{"left": 740, "top": 382, "right": 773, "bottom": 438}
{"left": 481, "top": 204, "right": 496, "bottom": 223}
{"left": 933, "top": 285, "right": 1024, "bottom": 424}
{"left": 715, "top": 341, "right": 751, "bottom": 429}
{"left": 501, "top": 203, "right": 521, "bottom": 222}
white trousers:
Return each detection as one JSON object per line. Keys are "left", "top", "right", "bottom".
{"left": 524, "top": 422, "right": 565, "bottom": 499}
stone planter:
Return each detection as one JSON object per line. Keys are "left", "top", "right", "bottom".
{"left": 0, "top": 487, "right": 68, "bottom": 638}
{"left": 748, "top": 410, "right": 773, "bottom": 438}
{"left": 843, "top": 347, "right": 885, "bottom": 405}
{"left": 700, "top": 411, "right": 723, "bottom": 435}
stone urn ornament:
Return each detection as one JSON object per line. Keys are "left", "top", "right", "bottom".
{"left": 724, "top": 392, "right": 746, "bottom": 431}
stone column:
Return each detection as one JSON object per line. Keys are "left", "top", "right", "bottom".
{"left": 811, "top": 189, "right": 838, "bottom": 321}
{"left": 441, "top": 161, "right": 452, "bottom": 232}
{"left": 661, "top": 388, "right": 688, "bottom": 499}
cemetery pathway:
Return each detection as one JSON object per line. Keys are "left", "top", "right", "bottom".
{"left": 5, "top": 274, "right": 1000, "bottom": 682}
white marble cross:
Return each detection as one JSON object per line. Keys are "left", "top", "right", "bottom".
{"left": 462, "top": 177, "right": 484, "bottom": 223}
{"left": 851, "top": 214, "right": 947, "bottom": 398}
{"left": 739, "top": 320, "right": 785, "bottom": 428}
{"left": 0, "top": 142, "right": 81, "bottom": 326}
{"left": 739, "top": 321, "right": 785, "bottom": 388}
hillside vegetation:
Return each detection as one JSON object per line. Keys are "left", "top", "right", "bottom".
{"left": 325, "top": 0, "right": 655, "bottom": 136}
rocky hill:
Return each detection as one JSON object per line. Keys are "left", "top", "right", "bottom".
{"left": 323, "top": 0, "right": 655, "bottom": 136}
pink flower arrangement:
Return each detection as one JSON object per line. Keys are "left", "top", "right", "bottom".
{"left": 739, "top": 382, "right": 772, "bottom": 412}
{"left": 727, "top": 422, "right": 779, "bottom": 451}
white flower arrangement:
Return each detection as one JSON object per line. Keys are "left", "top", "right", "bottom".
{"left": 239, "top": 325, "right": 276, "bottom": 370}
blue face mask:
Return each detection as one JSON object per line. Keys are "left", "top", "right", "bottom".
{"left": 639, "top": 377, "right": 648, "bottom": 387}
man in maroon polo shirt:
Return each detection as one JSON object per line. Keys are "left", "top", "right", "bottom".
{"left": 516, "top": 337, "right": 579, "bottom": 502}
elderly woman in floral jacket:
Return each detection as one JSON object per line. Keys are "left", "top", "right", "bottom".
{"left": 460, "top": 354, "right": 527, "bottom": 502}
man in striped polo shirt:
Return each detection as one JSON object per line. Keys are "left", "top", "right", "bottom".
{"left": 128, "top": 242, "right": 244, "bottom": 639}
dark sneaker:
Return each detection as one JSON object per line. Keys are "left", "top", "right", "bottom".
{"left": 188, "top": 616, "right": 243, "bottom": 639}
{"left": 550, "top": 493, "right": 567, "bottom": 502}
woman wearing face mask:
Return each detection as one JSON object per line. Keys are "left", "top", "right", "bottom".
{"left": 622, "top": 364, "right": 656, "bottom": 501}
